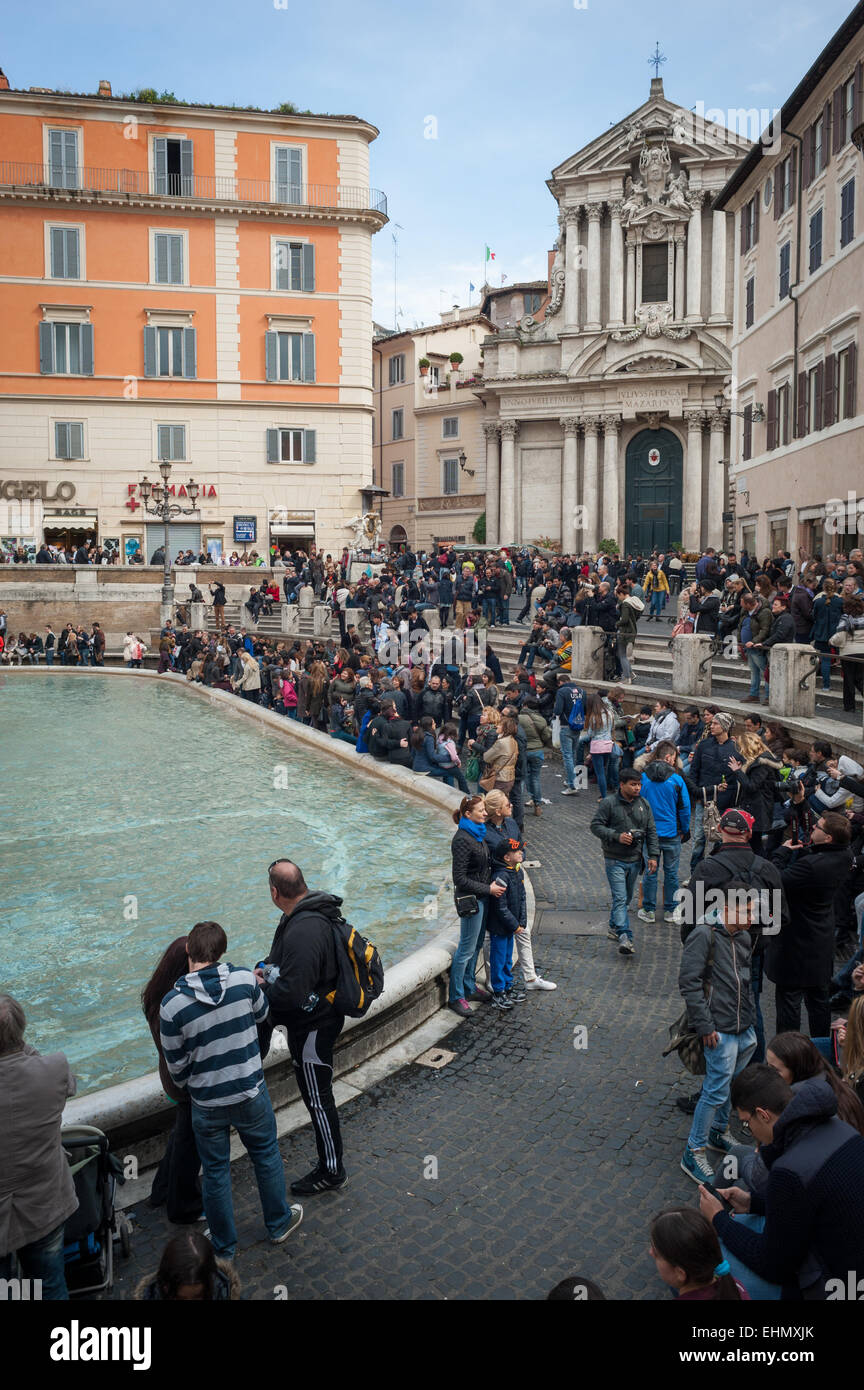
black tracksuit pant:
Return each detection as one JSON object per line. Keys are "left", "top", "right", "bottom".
{"left": 287, "top": 1014, "right": 345, "bottom": 1174}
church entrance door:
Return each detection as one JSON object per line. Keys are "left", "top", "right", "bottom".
{"left": 624, "top": 428, "right": 683, "bottom": 555}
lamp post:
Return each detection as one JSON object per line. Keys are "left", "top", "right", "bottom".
{"left": 138, "top": 461, "right": 200, "bottom": 619}
{"left": 714, "top": 390, "right": 765, "bottom": 423}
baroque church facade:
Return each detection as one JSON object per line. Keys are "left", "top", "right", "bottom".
{"left": 480, "top": 78, "right": 751, "bottom": 555}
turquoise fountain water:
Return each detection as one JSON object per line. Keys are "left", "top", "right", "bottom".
{"left": 0, "top": 676, "right": 453, "bottom": 1094}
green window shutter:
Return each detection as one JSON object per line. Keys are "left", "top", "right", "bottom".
{"left": 290, "top": 333, "right": 302, "bottom": 380}
{"left": 275, "top": 147, "right": 289, "bottom": 197}
{"left": 158, "top": 425, "right": 171, "bottom": 459}
{"left": 80, "top": 323, "right": 94, "bottom": 376}
{"left": 302, "top": 243, "right": 315, "bottom": 291}
{"left": 179, "top": 140, "right": 194, "bottom": 194}
{"left": 50, "top": 227, "right": 65, "bottom": 277}
{"left": 169, "top": 235, "right": 183, "bottom": 284}
{"left": 55, "top": 422, "right": 69, "bottom": 458}
{"left": 265, "top": 330, "right": 279, "bottom": 382}
{"left": 266, "top": 428, "right": 280, "bottom": 463}
{"left": 290, "top": 244, "right": 302, "bottom": 290}
{"left": 183, "top": 327, "right": 196, "bottom": 379}
{"left": 275, "top": 241, "right": 290, "bottom": 291}
{"left": 66, "top": 228, "right": 80, "bottom": 279}
{"left": 155, "top": 235, "right": 169, "bottom": 283}
{"left": 70, "top": 422, "right": 84, "bottom": 458}
{"left": 303, "top": 429, "right": 316, "bottom": 463}
{"left": 143, "top": 326, "right": 158, "bottom": 378}
{"left": 153, "top": 138, "right": 168, "bottom": 195}
{"left": 302, "top": 333, "right": 316, "bottom": 382}
{"left": 288, "top": 148, "right": 302, "bottom": 201}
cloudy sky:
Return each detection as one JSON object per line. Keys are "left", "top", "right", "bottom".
{"left": 3, "top": 0, "right": 855, "bottom": 327}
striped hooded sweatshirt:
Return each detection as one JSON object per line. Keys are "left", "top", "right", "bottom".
{"left": 160, "top": 963, "right": 268, "bottom": 1108}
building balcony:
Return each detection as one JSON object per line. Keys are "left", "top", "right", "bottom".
{"left": 0, "top": 162, "right": 388, "bottom": 221}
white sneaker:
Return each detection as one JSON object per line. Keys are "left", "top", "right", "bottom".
{"left": 663, "top": 911, "right": 676, "bottom": 923}
{"left": 637, "top": 908, "right": 655, "bottom": 923}
{"left": 525, "top": 976, "right": 557, "bottom": 991}
{"left": 561, "top": 786, "right": 578, "bottom": 795}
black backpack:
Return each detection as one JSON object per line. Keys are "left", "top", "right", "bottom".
{"left": 325, "top": 917, "right": 384, "bottom": 1018}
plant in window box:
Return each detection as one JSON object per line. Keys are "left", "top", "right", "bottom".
{"left": 418, "top": 357, "right": 430, "bottom": 376}
{"left": 448, "top": 352, "right": 463, "bottom": 364}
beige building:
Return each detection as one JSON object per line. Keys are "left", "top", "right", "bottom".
{"left": 372, "top": 310, "right": 492, "bottom": 550}
{"left": 715, "top": 4, "right": 864, "bottom": 560}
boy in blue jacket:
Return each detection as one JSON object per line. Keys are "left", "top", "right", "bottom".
{"left": 488, "top": 837, "right": 528, "bottom": 1011}
{"left": 639, "top": 741, "right": 691, "bottom": 923}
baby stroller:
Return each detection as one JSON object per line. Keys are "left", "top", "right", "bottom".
{"left": 61, "top": 1125, "right": 133, "bottom": 1296}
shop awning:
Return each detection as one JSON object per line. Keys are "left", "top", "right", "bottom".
{"left": 43, "top": 515, "right": 99, "bottom": 528}
{"left": 270, "top": 523, "right": 316, "bottom": 536}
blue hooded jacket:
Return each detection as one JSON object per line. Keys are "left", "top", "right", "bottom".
{"left": 640, "top": 761, "right": 690, "bottom": 839}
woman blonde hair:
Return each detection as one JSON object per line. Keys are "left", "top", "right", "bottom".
{"left": 480, "top": 705, "right": 502, "bottom": 727}
{"left": 736, "top": 732, "right": 769, "bottom": 764}
{"left": 484, "top": 789, "right": 510, "bottom": 819}
{"left": 842, "top": 996, "right": 864, "bottom": 1090}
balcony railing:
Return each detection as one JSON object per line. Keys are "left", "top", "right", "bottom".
{"left": 0, "top": 162, "right": 387, "bottom": 215}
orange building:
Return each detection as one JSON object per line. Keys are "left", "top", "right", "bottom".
{"left": 0, "top": 73, "right": 387, "bottom": 560}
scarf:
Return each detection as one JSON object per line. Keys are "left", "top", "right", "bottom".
{"left": 458, "top": 817, "right": 487, "bottom": 842}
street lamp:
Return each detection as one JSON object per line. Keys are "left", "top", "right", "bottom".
{"left": 714, "top": 390, "right": 765, "bottom": 423}
{"left": 138, "top": 461, "right": 200, "bottom": 616}
{"left": 457, "top": 448, "right": 475, "bottom": 478}
{"left": 852, "top": 123, "right": 864, "bottom": 156}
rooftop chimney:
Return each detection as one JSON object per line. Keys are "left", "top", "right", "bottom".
{"left": 0, "top": 69, "right": 9, "bottom": 91}
{"left": 649, "top": 76, "right": 664, "bottom": 99}
{"left": 98, "top": 79, "right": 112, "bottom": 97}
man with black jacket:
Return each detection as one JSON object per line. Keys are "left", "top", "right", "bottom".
{"left": 689, "top": 712, "right": 740, "bottom": 867}
{"left": 768, "top": 812, "right": 853, "bottom": 1037}
{"left": 420, "top": 673, "right": 449, "bottom": 725}
{"left": 257, "top": 860, "right": 348, "bottom": 1195}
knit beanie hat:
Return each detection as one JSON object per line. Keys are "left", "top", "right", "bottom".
{"left": 714, "top": 712, "right": 734, "bottom": 735}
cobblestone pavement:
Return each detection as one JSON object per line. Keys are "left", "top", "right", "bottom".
{"left": 108, "top": 757, "right": 776, "bottom": 1302}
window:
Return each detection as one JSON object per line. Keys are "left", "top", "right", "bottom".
{"left": 54, "top": 422, "right": 84, "bottom": 460}
{"left": 839, "top": 76, "right": 855, "bottom": 148}
{"left": 837, "top": 344, "right": 858, "bottom": 421}
{"left": 809, "top": 208, "right": 823, "bottom": 273}
{"left": 807, "top": 362, "right": 824, "bottom": 432}
{"left": 779, "top": 155, "right": 792, "bottom": 214}
{"left": 274, "top": 146, "right": 303, "bottom": 203}
{"left": 153, "top": 232, "right": 184, "bottom": 285}
{"left": 49, "top": 226, "right": 80, "bottom": 279}
{"left": 745, "top": 276, "right": 755, "bottom": 328}
{"left": 840, "top": 179, "right": 855, "bottom": 250}
{"left": 769, "top": 517, "right": 788, "bottom": 553}
{"left": 812, "top": 115, "right": 825, "bottom": 178}
{"left": 388, "top": 354, "right": 405, "bottom": 386}
{"left": 143, "top": 325, "right": 196, "bottom": 379}
{"left": 641, "top": 241, "right": 668, "bottom": 301}
{"left": 442, "top": 417, "right": 459, "bottom": 439}
{"left": 157, "top": 425, "right": 186, "bottom": 461}
{"left": 779, "top": 241, "right": 791, "bottom": 299}
{"left": 265, "top": 330, "right": 316, "bottom": 382}
{"left": 777, "top": 382, "right": 791, "bottom": 445}
{"left": 741, "top": 524, "right": 756, "bottom": 557}
{"left": 523, "top": 292, "right": 541, "bottom": 314}
{"left": 274, "top": 240, "right": 315, "bottom": 292}
{"left": 47, "top": 128, "right": 78, "bottom": 189}
{"left": 265, "top": 428, "right": 316, "bottom": 464}
{"left": 152, "top": 137, "right": 193, "bottom": 196}
{"left": 428, "top": 365, "right": 440, "bottom": 388}
{"left": 391, "top": 408, "right": 404, "bottom": 440}
{"left": 742, "top": 403, "right": 753, "bottom": 461}
{"left": 392, "top": 461, "right": 405, "bottom": 497}
{"left": 741, "top": 195, "right": 759, "bottom": 253}
{"left": 38, "top": 321, "right": 94, "bottom": 376}
{"left": 443, "top": 457, "right": 459, "bottom": 495}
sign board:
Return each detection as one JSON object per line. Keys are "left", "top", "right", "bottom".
{"left": 233, "top": 515, "right": 257, "bottom": 543}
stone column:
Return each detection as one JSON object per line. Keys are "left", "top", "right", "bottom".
{"left": 686, "top": 193, "right": 703, "bottom": 323}
{"left": 585, "top": 203, "right": 604, "bottom": 331}
{"left": 674, "top": 233, "right": 686, "bottom": 320}
{"left": 710, "top": 208, "right": 727, "bottom": 322}
{"left": 560, "top": 417, "right": 580, "bottom": 554}
{"left": 581, "top": 417, "right": 600, "bottom": 551}
{"left": 564, "top": 206, "right": 582, "bottom": 329}
{"left": 571, "top": 625, "right": 605, "bottom": 682}
{"left": 313, "top": 604, "right": 332, "bottom": 637}
{"left": 483, "top": 422, "right": 501, "bottom": 547}
{"left": 498, "top": 420, "right": 519, "bottom": 544}
{"left": 625, "top": 238, "right": 636, "bottom": 323}
{"left": 281, "top": 605, "right": 300, "bottom": 636}
{"left": 672, "top": 633, "right": 714, "bottom": 698}
{"left": 707, "top": 411, "right": 728, "bottom": 549}
{"left": 683, "top": 410, "right": 705, "bottom": 551}
{"left": 608, "top": 201, "right": 624, "bottom": 328}
{"left": 189, "top": 602, "right": 206, "bottom": 630}
{"left": 767, "top": 644, "right": 818, "bottom": 718}
{"left": 601, "top": 414, "right": 621, "bottom": 545}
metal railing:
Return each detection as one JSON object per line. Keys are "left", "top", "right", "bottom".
{"left": 0, "top": 162, "right": 388, "bottom": 215}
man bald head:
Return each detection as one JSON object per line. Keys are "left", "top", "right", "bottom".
{"left": 268, "top": 859, "right": 308, "bottom": 910}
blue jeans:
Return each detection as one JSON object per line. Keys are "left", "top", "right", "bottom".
{"left": 559, "top": 726, "right": 577, "bottom": 788}
{"left": 449, "top": 903, "right": 486, "bottom": 1002}
{"left": 720, "top": 1215, "right": 781, "bottom": 1301}
{"left": 0, "top": 1220, "right": 68, "bottom": 1300}
{"left": 525, "top": 749, "right": 544, "bottom": 804}
{"left": 489, "top": 933, "right": 515, "bottom": 993}
{"left": 641, "top": 836, "right": 681, "bottom": 913}
{"left": 690, "top": 801, "right": 706, "bottom": 868}
{"left": 190, "top": 1085, "right": 291, "bottom": 1260}
{"left": 746, "top": 648, "right": 768, "bottom": 697}
{"left": 592, "top": 751, "right": 610, "bottom": 798}
{"left": 688, "top": 1026, "right": 757, "bottom": 1151}
{"left": 813, "top": 639, "right": 832, "bottom": 691}
{"left": 650, "top": 590, "right": 666, "bottom": 618}
{"left": 607, "top": 743, "right": 622, "bottom": 792}
{"left": 481, "top": 597, "right": 497, "bottom": 625}
{"left": 45, "top": 649, "right": 54, "bottom": 666}
{"left": 604, "top": 859, "right": 640, "bottom": 939}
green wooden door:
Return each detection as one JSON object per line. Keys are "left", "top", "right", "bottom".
{"left": 624, "top": 428, "right": 683, "bottom": 555}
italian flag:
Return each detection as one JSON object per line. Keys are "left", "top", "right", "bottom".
{"left": 485, "top": 245, "right": 495, "bottom": 261}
